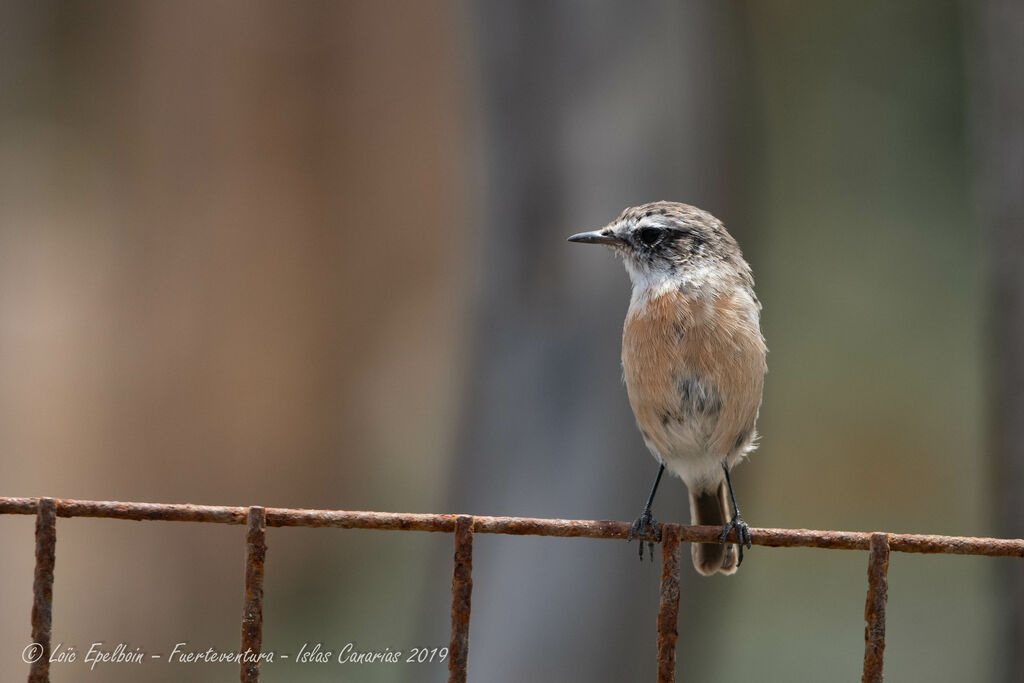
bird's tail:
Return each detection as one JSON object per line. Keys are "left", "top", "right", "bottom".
{"left": 689, "top": 480, "right": 739, "bottom": 575}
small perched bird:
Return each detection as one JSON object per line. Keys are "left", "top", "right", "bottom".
{"left": 569, "top": 201, "right": 766, "bottom": 575}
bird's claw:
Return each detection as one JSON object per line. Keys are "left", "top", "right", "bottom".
{"left": 718, "top": 513, "right": 752, "bottom": 566}
{"left": 628, "top": 508, "right": 661, "bottom": 562}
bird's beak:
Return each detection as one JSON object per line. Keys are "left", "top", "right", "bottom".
{"left": 567, "top": 230, "right": 623, "bottom": 246}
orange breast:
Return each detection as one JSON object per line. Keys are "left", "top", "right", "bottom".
{"left": 622, "top": 287, "right": 766, "bottom": 463}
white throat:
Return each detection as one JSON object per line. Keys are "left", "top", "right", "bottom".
{"left": 625, "top": 260, "right": 723, "bottom": 309}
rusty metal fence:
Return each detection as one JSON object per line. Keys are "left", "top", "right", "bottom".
{"left": 2, "top": 496, "right": 1022, "bottom": 683}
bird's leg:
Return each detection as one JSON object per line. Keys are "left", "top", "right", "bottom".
{"left": 628, "top": 463, "right": 665, "bottom": 561}
{"left": 718, "top": 461, "right": 752, "bottom": 565}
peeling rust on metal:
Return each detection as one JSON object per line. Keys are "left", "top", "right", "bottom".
{"left": 240, "top": 507, "right": 266, "bottom": 683}
{"left": 0, "top": 497, "right": 1021, "bottom": 557}
{"left": 29, "top": 498, "right": 56, "bottom": 683}
{"left": 863, "top": 533, "right": 889, "bottom": 683}
{"left": 448, "top": 515, "right": 473, "bottom": 683}
{"left": 2, "top": 495, "right": 1023, "bottom": 682}
{"left": 657, "top": 524, "right": 681, "bottom": 683}
{"left": 688, "top": 524, "right": 1024, "bottom": 557}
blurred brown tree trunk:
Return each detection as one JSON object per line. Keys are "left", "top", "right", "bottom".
{"left": 975, "top": 0, "right": 1024, "bottom": 674}
{"left": 437, "top": 2, "right": 750, "bottom": 681}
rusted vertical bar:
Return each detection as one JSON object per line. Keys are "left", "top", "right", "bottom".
{"left": 657, "top": 523, "right": 682, "bottom": 683}
{"left": 448, "top": 515, "right": 474, "bottom": 683}
{"left": 28, "top": 497, "right": 56, "bottom": 683}
{"left": 862, "top": 532, "right": 890, "bottom": 683}
{"left": 240, "top": 506, "right": 266, "bottom": 683}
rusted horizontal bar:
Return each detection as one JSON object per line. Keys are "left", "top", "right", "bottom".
{"left": 862, "top": 533, "right": 890, "bottom": 683}
{"left": 0, "top": 497, "right": 1021, "bottom": 557}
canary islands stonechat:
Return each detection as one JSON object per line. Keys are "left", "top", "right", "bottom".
{"left": 569, "top": 201, "right": 766, "bottom": 575}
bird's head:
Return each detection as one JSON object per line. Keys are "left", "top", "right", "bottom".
{"left": 568, "top": 201, "right": 748, "bottom": 297}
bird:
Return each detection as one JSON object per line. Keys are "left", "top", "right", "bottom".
{"left": 568, "top": 201, "right": 766, "bottom": 575}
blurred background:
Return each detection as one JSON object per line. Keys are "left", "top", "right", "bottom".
{"left": 0, "top": 1, "right": 1021, "bottom": 681}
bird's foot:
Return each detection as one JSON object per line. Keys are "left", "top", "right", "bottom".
{"left": 628, "top": 508, "right": 661, "bottom": 562}
{"left": 718, "top": 513, "right": 752, "bottom": 566}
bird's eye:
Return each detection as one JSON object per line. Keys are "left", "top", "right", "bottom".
{"left": 638, "top": 227, "right": 663, "bottom": 246}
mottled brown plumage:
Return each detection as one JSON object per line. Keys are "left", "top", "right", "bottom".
{"left": 569, "top": 201, "right": 766, "bottom": 575}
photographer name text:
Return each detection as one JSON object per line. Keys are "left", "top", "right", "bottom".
{"left": 22, "top": 641, "right": 448, "bottom": 671}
